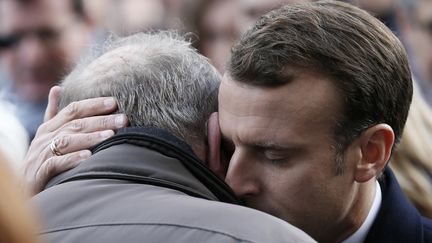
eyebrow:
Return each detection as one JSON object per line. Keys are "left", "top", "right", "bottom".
{"left": 251, "top": 141, "right": 293, "bottom": 151}
{"left": 221, "top": 134, "right": 294, "bottom": 151}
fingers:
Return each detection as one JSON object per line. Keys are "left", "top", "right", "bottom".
{"left": 22, "top": 129, "right": 116, "bottom": 195}
{"left": 22, "top": 97, "right": 128, "bottom": 195}
{"left": 33, "top": 150, "right": 92, "bottom": 194}
{"left": 60, "top": 114, "right": 128, "bottom": 134}
{"left": 44, "top": 86, "right": 62, "bottom": 122}
{"left": 39, "top": 97, "right": 120, "bottom": 133}
{"left": 51, "top": 130, "right": 115, "bottom": 155}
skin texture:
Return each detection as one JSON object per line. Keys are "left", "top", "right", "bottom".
{"left": 0, "top": 0, "right": 91, "bottom": 102}
{"left": 218, "top": 71, "right": 386, "bottom": 242}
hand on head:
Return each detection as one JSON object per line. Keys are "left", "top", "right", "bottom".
{"left": 21, "top": 86, "right": 128, "bottom": 195}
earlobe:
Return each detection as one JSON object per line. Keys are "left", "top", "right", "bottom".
{"left": 354, "top": 124, "right": 395, "bottom": 183}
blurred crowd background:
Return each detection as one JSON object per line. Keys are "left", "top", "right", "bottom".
{"left": 0, "top": 0, "right": 431, "bottom": 241}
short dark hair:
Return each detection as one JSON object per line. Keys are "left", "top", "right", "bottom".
{"left": 228, "top": 0, "right": 412, "bottom": 159}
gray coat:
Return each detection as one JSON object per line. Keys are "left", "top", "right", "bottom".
{"left": 34, "top": 127, "right": 315, "bottom": 243}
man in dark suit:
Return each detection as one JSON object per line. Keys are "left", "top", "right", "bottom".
{"left": 218, "top": 1, "right": 432, "bottom": 242}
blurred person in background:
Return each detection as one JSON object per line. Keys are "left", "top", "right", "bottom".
{"left": 234, "top": 0, "right": 312, "bottom": 34}
{"left": 103, "top": 0, "right": 166, "bottom": 36}
{"left": 195, "top": 0, "right": 311, "bottom": 73}
{"left": 0, "top": 0, "right": 93, "bottom": 141}
{"left": 403, "top": 0, "right": 432, "bottom": 106}
{"left": 83, "top": 0, "right": 167, "bottom": 37}
{"left": 390, "top": 82, "right": 432, "bottom": 218}
{"left": 0, "top": 150, "right": 39, "bottom": 243}
{"left": 349, "top": 0, "right": 432, "bottom": 106}
{"left": 162, "top": 0, "right": 202, "bottom": 31}
{"left": 195, "top": 0, "right": 238, "bottom": 72}
{"left": 0, "top": 101, "right": 29, "bottom": 172}
{"left": 348, "top": 0, "right": 402, "bottom": 34}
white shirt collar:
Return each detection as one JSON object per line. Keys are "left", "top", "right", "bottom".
{"left": 342, "top": 180, "right": 382, "bottom": 243}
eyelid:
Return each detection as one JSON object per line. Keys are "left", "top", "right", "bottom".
{"left": 264, "top": 155, "right": 288, "bottom": 165}
{"left": 264, "top": 150, "right": 286, "bottom": 159}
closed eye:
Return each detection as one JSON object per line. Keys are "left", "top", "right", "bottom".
{"left": 263, "top": 150, "right": 289, "bottom": 165}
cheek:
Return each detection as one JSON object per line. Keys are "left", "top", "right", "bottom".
{"left": 263, "top": 161, "right": 332, "bottom": 204}
{"left": 264, "top": 166, "right": 312, "bottom": 198}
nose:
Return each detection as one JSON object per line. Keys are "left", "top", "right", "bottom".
{"left": 225, "top": 148, "right": 261, "bottom": 198}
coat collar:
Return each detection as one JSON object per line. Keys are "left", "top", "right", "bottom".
{"left": 46, "top": 126, "right": 242, "bottom": 204}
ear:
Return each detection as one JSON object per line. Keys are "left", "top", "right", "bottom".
{"left": 354, "top": 124, "right": 395, "bottom": 183}
{"left": 206, "top": 112, "right": 226, "bottom": 179}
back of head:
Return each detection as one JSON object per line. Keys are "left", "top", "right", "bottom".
{"left": 59, "top": 32, "right": 221, "bottom": 146}
{"left": 228, "top": 0, "right": 413, "bottom": 152}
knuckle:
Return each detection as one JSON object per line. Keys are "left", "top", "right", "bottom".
{"left": 40, "top": 158, "right": 58, "bottom": 179}
{"left": 85, "top": 134, "right": 94, "bottom": 144}
{"left": 100, "top": 116, "right": 111, "bottom": 129}
{"left": 37, "top": 122, "right": 49, "bottom": 134}
{"left": 64, "top": 101, "right": 80, "bottom": 119}
{"left": 64, "top": 152, "right": 81, "bottom": 167}
{"left": 56, "top": 135, "right": 70, "bottom": 151}
{"left": 68, "top": 119, "right": 84, "bottom": 132}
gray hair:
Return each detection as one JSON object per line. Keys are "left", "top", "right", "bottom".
{"left": 59, "top": 32, "right": 221, "bottom": 145}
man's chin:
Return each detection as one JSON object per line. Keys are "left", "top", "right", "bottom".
{"left": 245, "top": 200, "right": 281, "bottom": 218}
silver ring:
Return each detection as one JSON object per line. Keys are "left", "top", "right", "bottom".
{"left": 50, "top": 139, "right": 62, "bottom": 156}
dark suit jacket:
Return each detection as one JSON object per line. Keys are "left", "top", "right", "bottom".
{"left": 365, "top": 167, "right": 432, "bottom": 242}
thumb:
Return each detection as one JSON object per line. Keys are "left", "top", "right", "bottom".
{"left": 44, "top": 86, "right": 62, "bottom": 122}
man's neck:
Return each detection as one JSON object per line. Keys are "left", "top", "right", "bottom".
{"left": 329, "top": 180, "right": 377, "bottom": 243}
{"left": 342, "top": 181, "right": 381, "bottom": 243}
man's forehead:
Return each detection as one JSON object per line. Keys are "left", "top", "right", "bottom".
{"left": 219, "top": 71, "right": 343, "bottom": 139}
